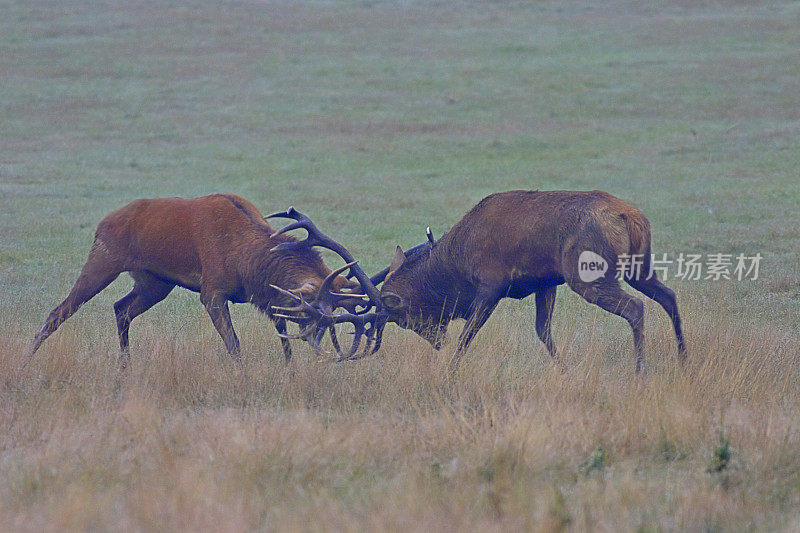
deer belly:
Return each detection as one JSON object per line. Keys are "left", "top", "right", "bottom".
{"left": 506, "top": 275, "right": 565, "bottom": 299}
{"left": 168, "top": 271, "right": 203, "bottom": 291}
{"left": 141, "top": 267, "right": 202, "bottom": 292}
{"left": 131, "top": 251, "right": 203, "bottom": 291}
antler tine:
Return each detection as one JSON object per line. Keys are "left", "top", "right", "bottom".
{"left": 266, "top": 207, "right": 319, "bottom": 246}
{"left": 328, "top": 325, "right": 342, "bottom": 355}
{"left": 270, "top": 276, "right": 372, "bottom": 358}
{"left": 369, "top": 319, "right": 385, "bottom": 354}
{"left": 269, "top": 284, "right": 303, "bottom": 303}
{"left": 346, "top": 314, "right": 387, "bottom": 360}
{"left": 270, "top": 221, "right": 307, "bottom": 238}
{"left": 333, "top": 318, "right": 385, "bottom": 362}
{"left": 268, "top": 285, "right": 325, "bottom": 347}
{"left": 272, "top": 301, "right": 386, "bottom": 361}
{"left": 323, "top": 311, "right": 388, "bottom": 362}
{"left": 265, "top": 206, "right": 299, "bottom": 220}
{"left": 276, "top": 321, "right": 317, "bottom": 340}
{"left": 311, "top": 324, "right": 328, "bottom": 351}
{"left": 316, "top": 260, "right": 373, "bottom": 313}
{"left": 329, "top": 291, "right": 367, "bottom": 299}
{"left": 319, "top": 261, "right": 359, "bottom": 294}
{"left": 276, "top": 331, "right": 311, "bottom": 341}
{"left": 267, "top": 207, "right": 323, "bottom": 246}
{"left": 271, "top": 305, "right": 307, "bottom": 314}
{"left": 345, "top": 339, "right": 373, "bottom": 361}
{"left": 345, "top": 325, "right": 374, "bottom": 361}
{"left": 269, "top": 285, "right": 323, "bottom": 322}
{"left": 336, "top": 320, "right": 364, "bottom": 362}
{"left": 272, "top": 312, "right": 308, "bottom": 321}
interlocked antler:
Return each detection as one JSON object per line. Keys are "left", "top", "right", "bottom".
{"left": 267, "top": 207, "right": 382, "bottom": 306}
{"left": 271, "top": 281, "right": 388, "bottom": 361}
{"left": 267, "top": 207, "right": 386, "bottom": 360}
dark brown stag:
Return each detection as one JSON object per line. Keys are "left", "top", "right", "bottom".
{"left": 28, "top": 194, "right": 362, "bottom": 367}
{"left": 378, "top": 190, "right": 687, "bottom": 373}
{"left": 278, "top": 190, "right": 687, "bottom": 374}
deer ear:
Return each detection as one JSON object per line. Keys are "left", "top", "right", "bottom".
{"left": 381, "top": 291, "right": 405, "bottom": 311}
{"left": 290, "top": 282, "right": 317, "bottom": 298}
{"left": 333, "top": 275, "right": 360, "bottom": 291}
{"left": 388, "top": 245, "right": 406, "bottom": 275}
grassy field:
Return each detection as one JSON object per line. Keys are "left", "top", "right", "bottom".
{"left": 2, "top": 0, "right": 800, "bottom": 530}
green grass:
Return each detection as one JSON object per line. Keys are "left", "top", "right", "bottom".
{"left": 1, "top": 0, "right": 799, "bottom": 530}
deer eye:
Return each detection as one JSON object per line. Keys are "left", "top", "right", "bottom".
{"left": 381, "top": 294, "right": 405, "bottom": 311}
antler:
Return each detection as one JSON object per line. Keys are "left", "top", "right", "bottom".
{"left": 269, "top": 275, "right": 387, "bottom": 361}
{"left": 315, "top": 261, "right": 371, "bottom": 314}
{"left": 267, "top": 207, "right": 382, "bottom": 307}
{"left": 267, "top": 207, "right": 387, "bottom": 360}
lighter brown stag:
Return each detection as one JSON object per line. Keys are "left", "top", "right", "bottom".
{"left": 28, "top": 194, "right": 358, "bottom": 367}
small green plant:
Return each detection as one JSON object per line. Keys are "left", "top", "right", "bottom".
{"left": 708, "top": 415, "right": 731, "bottom": 473}
{"left": 708, "top": 428, "right": 731, "bottom": 473}
{"left": 580, "top": 445, "right": 606, "bottom": 475}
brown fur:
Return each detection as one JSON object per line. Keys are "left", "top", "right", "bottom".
{"left": 381, "top": 190, "right": 686, "bottom": 373}
{"left": 29, "top": 194, "right": 355, "bottom": 366}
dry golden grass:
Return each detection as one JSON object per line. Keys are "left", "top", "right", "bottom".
{"left": 3, "top": 0, "right": 799, "bottom": 530}
{"left": 1, "top": 286, "right": 799, "bottom": 531}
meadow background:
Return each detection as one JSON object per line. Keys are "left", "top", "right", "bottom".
{"left": 1, "top": 0, "right": 799, "bottom": 530}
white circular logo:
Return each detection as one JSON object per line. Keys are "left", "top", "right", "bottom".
{"left": 578, "top": 251, "right": 608, "bottom": 282}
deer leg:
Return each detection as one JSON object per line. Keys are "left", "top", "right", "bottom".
{"left": 273, "top": 317, "right": 293, "bottom": 362}
{"left": 534, "top": 285, "right": 558, "bottom": 359}
{"left": 625, "top": 274, "right": 687, "bottom": 361}
{"left": 450, "top": 290, "right": 502, "bottom": 371}
{"left": 29, "top": 242, "right": 122, "bottom": 359}
{"left": 567, "top": 278, "right": 646, "bottom": 373}
{"left": 200, "top": 291, "right": 241, "bottom": 364}
{"left": 114, "top": 272, "right": 174, "bottom": 368}
{"left": 113, "top": 291, "right": 137, "bottom": 354}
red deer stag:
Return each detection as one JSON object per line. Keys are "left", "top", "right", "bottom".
{"left": 28, "top": 194, "right": 360, "bottom": 367}
{"left": 278, "top": 190, "right": 687, "bottom": 373}
{"left": 379, "top": 190, "right": 687, "bottom": 372}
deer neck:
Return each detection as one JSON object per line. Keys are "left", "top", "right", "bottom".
{"left": 411, "top": 251, "right": 474, "bottom": 321}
